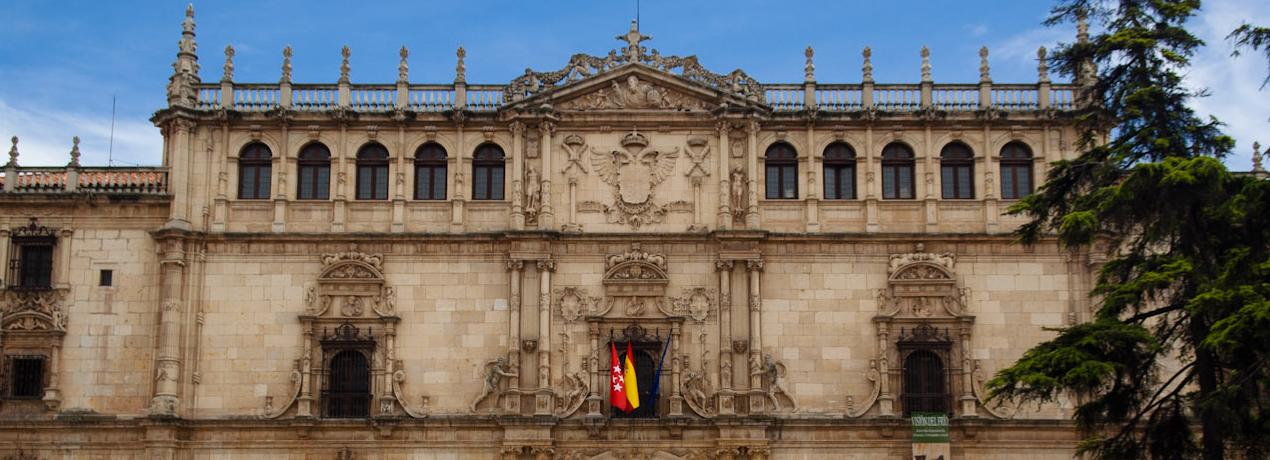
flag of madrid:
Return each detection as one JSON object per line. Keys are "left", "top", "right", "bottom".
{"left": 609, "top": 342, "right": 630, "bottom": 412}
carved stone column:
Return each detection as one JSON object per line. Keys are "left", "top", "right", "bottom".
{"left": 165, "top": 119, "right": 195, "bottom": 230}
{"left": 510, "top": 122, "right": 525, "bottom": 229}
{"left": 332, "top": 124, "right": 348, "bottom": 232}
{"left": 745, "top": 120, "right": 760, "bottom": 228}
{"left": 959, "top": 322, "right": 977, "bottom": 416}
{"left": 381, "top": 321, "right": 399, "bottom": 415}
{"left": 864, "top": 126, "right": 880, "bottom": 233}
{"left": 534, "top": 259, "right": 555, "bottom": 415}
{"left": 716, "top": 121, "right": 733, "bottom": 229}
{"left": 876, "top": 321, "right": 894, "bottom": 416}
{"left": 668, "top": 322, "right": 684, "bottom": 416}
{"left": 297, "top": 320, "right": 314, "bottom": 417}
{"left": 0, "top": 229, "right": 9, "bottom": 284}
{"left": 150, "top": 236, "right": 187, "bottom": 416}
{"left": 715, "top": 260, "right": 736, "bottom": 415}
{"left": 804, "top": 122, "right": 820, "bottom": 232}
{"left": 505, "top": 259, "right": 524, "bottom": 413}
{"left": 451, "top": 123, "right": 466, "bottom": 232}
{"left": 54, "top": 228, "right": 74, "bottom": 288}
{"left": 272, "top": 123, "right": 289, "bottom": 233}
{"left": 43, "top": 342, "right": 63, "bottom": 410}
{"left": 539, "top": 122, "right": 556, "bottom": 228}
{"left": 585, "top": 322, "right": 602, "bottom": 416}
{"left": 746, "top": 259, "right": 765, "bottom": 414}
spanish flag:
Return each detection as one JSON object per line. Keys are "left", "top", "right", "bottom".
{"left": 624, "top": 343, "right": 640, "bottom": 410}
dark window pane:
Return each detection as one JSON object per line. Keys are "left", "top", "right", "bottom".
{"left": 11, "top": 357, "right": 45, "bottom": 398}
{"left": 1002, "top": 167, "right": 1017, "bottom": 199}
{"left": 957, "top": 166, "right": 972, "bottom": 198}
{"left": 19, "top": 244, "right": 54, "bottom": 289}
{"left": 490, "top": 167, "right": 504, "bottom": 200}
{"left": 433, "top": 166, "right": 447, "bottom": 200}
{"left": 883, "top": 167, "right": 897, "bottom": 199}
{"left": 782, "top": 165, "right": 796, "bottom": 198}
{"left": 325, "top": 350, "right": 370, "bottom": 418}
{"left": 941, "top": 167, "right": 955, "bottom": 198}
{"left": 824, "top": 167, "right": 838, "bottom": 199}
{"left": 99, "top": 269, "right": 113, "bottom": 287}
{"left": 474, "top": 168, "right": 489, "bottom": 200}
{"left": 766, "top": 166, "right": 779, "bottom": 199}
{"left": 843, "top": 166, "right": 856, "bottom": 199}
{"left": 899, "top": 167, "right": 913, "bottom": 199}
{"left": 1018, "top": 168, "right": 1031, "bottom": 197}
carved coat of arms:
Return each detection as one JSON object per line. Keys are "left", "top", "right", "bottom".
{"left": 590, "top": 131, "right": 679, "bottom": 228}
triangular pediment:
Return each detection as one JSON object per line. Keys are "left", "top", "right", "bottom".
{"left": 505, "top": 64, "right": 749, "bottom": 112}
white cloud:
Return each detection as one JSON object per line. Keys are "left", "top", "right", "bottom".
{"left": 1186, "top": 0, "right": 1270, "bottom": 170}
{"left": 0, "top": 98, "right": 163, "bottom": 167}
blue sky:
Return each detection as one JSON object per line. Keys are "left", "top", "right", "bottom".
{"left": 1, "top": 1, "right": 1266, "bottom": 168}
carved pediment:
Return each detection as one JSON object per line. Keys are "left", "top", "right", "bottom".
{"left": 1, "top": 289, "right": 68, "bottom": 333}
{"left": 557, "top": 74, "right": 713, "bottom": 111}
{"left": 502, "top": 20, "right": 762, "bottom": 108}
{"left": 306, "top": 247, "right": 396, "bottom": 318}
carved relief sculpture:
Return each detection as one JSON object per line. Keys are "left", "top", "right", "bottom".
{"left": 590, "top": 131, "right": 679, "bottom": 228}
{"left": 729, "top": 167, "right": 747, "bottom": 222}
{"left": 750, "top": 353, "right": 797, "bottom": 412}
{"left": 471, "top": 357, "right": 518, "bottom": 413}
{"left": 524, "top": 167, "right": 542, "bottom": 225}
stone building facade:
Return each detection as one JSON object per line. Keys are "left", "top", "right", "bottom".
{"left": 3, "top": 5, "right": 1227, "bottom": 459}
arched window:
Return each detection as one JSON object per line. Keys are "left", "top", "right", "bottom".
{"left": 1000, "top": 142, "right": 1034, "bottom": 199}
{"left": 237, "top": 142, "right": 272, "bottom": 200}
{"left": 823, "top": 142, "right": 856, "bottom": 200}
{"left": 940, "top": 142, "right": 975, "bottom": 199}
{"left": 355, "top": 143, "right": 390, "bottom": 200}
{"left": 414, "top": 143, "right": 447, "bottom": 200}
{"left": 472, "top": 143, "right": 505, "bottom": 200}
{"left": 764, "top": 142, "right": 798, "bottom": 199}
{"left": 324, "top": 350, "right": 370, "bottom": 418}
{"left": 902, "top": 350, "right": 948, "bottom": 416}
{"left": 881, "top": 143, "right": 915, "bottom": 199}
{"left": 296, "top": 143, "right": 331, "bottom": 200}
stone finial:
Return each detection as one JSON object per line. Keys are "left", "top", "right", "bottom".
{"left": 398, "top": 46, "right": 409, "bottom": 83}
{"left": 339, "top": 45, "right": 351, "bottom": 84}
{"left": 1254, "top": 141, "right": 1264, "bottom": 173}
{"left": 222, "top": 45, "right": 235, "bottom": 82}
{"left": 7, "top": 136, "right": 17, "bottom": 167}
{"left": 455, "top": 46, "right": 467, "bottom": 83}
{"left": 862, "top": 47, "right": 874, "bottom": 83}
{"left": 804, "top": 46, "right": 815, "bottom": 82}
{"left": 69, "top": 136, "right": 81, "bottom": 167}
{"left": 281, "top": 46, "right": 293, "bottom": 84}
{"left": 1037, "top": 46, "right": 1050, "bottom": 83}
{"left": 920, "top": 46, "right": 932, "bottom": 82}
{"left": 979, "top": 46, "right": 991, "bottom": 83}
{"left": 165, "top": 3, "right": 201, "bottom": 107}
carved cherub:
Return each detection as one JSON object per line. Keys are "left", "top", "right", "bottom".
{"left": 471, "top": 357, "right": 518, "bottom": 413}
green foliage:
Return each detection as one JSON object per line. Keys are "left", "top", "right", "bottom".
{"left": 1229, "top": 24, "right": 1270, "bottom": 88}
{"left": 991, "top": 1, "right": 1270, "bottom": 459}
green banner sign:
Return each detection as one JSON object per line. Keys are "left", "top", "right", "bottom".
{"left": 911, "top": 412, "right": 950, "bottom": 443}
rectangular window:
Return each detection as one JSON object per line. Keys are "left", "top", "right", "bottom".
{"left": 9, "top": 356, "right": 45, "bottom": 399}
{"left": 414, "top": 165, "right": 447, "bottom": 200}
{"left": 298, "top": 165, "right": 330, "bottom": 200}
{"left": 99, "top": 269, "right": 113, "bottom": 287}
{"left": 238, "top": 164, "right": 272, "bottom": 200}
{"left": 15, "top": 244, "right": 54, "bottom": 289}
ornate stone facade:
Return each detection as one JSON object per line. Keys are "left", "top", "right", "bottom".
{"left": 0, "top": 7, "right": 1155, "bottom": 459}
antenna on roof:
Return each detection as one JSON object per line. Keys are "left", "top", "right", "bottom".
{"left": 636, "top": 0, "right": 640, "bottom": 30}
{"left": 108, "top": 95, "right": 116, "bottom": 166}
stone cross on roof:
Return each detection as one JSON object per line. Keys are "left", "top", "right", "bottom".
{"left": 617, "top": 20, "right": 651, "bottom": 58}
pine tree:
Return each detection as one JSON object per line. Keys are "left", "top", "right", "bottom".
{"left": 986, "top": 1, "right": 1270, "bottom": 459}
